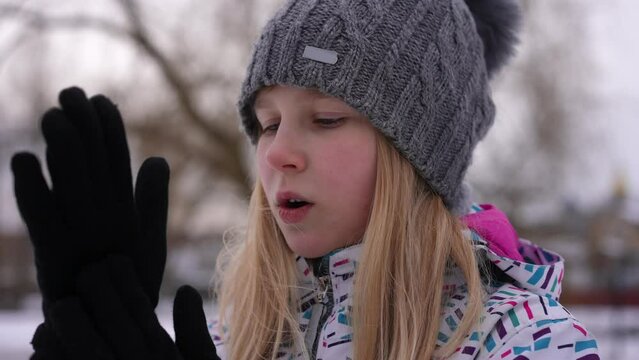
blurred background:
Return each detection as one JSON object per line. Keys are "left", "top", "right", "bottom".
{"left": 0, "top": 0, "right": 637, "bottom": 358}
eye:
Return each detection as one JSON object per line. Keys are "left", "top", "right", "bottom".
{"left": 315, "top": 117, "right": 345, "bottom": 127}
{"left": 260, "top": 123, "right": 280, "bottom": 136}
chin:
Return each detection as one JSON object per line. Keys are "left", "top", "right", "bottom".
{"left": 285, "top": 240, "right": 331, "bottom": 259}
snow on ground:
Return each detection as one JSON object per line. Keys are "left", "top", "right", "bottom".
{"left": 1, "top": 298, "right": 637, "bottom": 359}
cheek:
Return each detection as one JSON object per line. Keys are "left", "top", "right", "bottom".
{"left": 256, "top": 144, "right": 271, "bottom": 182}
{"left": 320, "top": 136, "right": 377, "bottom": 210}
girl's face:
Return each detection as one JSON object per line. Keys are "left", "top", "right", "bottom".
{"left": 255, "top": 85, "right": 377, "bottom": 259}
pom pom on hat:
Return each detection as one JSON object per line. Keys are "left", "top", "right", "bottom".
{"left": 464, "top": 0, "right": 523, "bottom": 77}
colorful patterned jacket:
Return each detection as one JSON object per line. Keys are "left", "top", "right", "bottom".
{"left": 209, "top": 204, "right": 600, "bottom": 359}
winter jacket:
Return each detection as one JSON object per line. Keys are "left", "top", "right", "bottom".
{"left": 208, "top": 204, "right": 600, "bottom": 359}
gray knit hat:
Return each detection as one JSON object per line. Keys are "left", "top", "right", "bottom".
{"left": 237, "top": 0, "right": 521, "bottom": 215}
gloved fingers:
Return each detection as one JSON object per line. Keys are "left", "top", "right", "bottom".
{"left": 89, "top": 94, "right": 135, "bottom": 210}
{"left": 11, "top": 152, "right": 54, "bottom": 247}
{"left": 76, "top": 259, "right": 149, "bottom": 360}
{"left": 58, "top": 88, "right": 125, "bottom": 264}
{"left": 11, "top": 152, "right": 76, "bottom": 302}
{"left": 31, "top": 322, "right": 67, "bottom": 360}
{"left": 48, "top": 298, "right": 115, "bottom": 360}
{"left": 107, "top": 255, "right": 180, "bottom": 360}
{"left": 132, "top": 157, "right": 170, "bottom": 307}
{"left": 42, "top": 108, "right": 105, "bottom": 262}
{"left": 90, "top": 95, "right": 170, "bottom": 310}
{"left": 174, "top": 285, "right": 220, "bottom": 360}
{"left": 58, "top": 87, "right": 112, "bottom": 205}
{"left": 90, "top": 94, "right": 142, "bottom": 257}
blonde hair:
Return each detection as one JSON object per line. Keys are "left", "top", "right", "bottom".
{"left": 214, "top": 131, "right": 485, "bottom": 359}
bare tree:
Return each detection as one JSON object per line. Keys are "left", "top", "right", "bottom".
{"left": 0, "top": 0, "right": 271, "bottom": 245}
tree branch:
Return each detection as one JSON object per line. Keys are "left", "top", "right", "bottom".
{"left": 115, "top": 0, "right": 239, "bottom": 151}
{"left": 0, "top": 4, "right": 130, "bottom": 38}
{"left": 3, "top": 1, "right": 252, "bottom": 195}
{"left": 126, "top": 120, "right": 250, "bottom": 197}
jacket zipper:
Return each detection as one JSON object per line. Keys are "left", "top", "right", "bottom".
{"left": 311, "top": 274, "right": 333, "bottom": 358}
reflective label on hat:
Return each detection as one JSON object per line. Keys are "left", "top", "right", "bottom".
{"left": 302, "top": 45, "right": 338, "bottom": 65}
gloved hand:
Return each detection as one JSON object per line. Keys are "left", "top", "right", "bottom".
{"left": 13, "top": 87, "right": 221, "bottom": 359}
{"left": 30, "top": 254, "right": 220, "bottom": 360}
{"left": 12, "top": 87, "right": 169, "bottom": 305}
{"left": 11, "top": 87, "right": 169, "bottom": 358}
{"left": 69, "top": 254, "right": 220, "bottom": 360}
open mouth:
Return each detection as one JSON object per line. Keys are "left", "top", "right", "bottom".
{"left": 278, "top": 199, "right": 314, "bottom": 224}
{"left": 284, "top": 199, "right": 311, "bottom": 209}
{"left": 275, "top": 192, "right": 314, "bottom": 224}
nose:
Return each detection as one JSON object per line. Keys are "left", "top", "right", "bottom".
{"left": 264, "top": 124, "right": 307, "bottom": 173}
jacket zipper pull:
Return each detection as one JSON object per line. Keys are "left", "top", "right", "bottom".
{"left": 316, "top": 275, "right": 330, "bottom": 303}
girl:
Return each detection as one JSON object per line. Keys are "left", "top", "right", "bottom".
{"left": 208, "top": 0, "right": 600, "bottom": 359}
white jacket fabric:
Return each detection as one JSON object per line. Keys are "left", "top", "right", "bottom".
{"left": 209, "top": 204, "right": 600, "bottom": 359}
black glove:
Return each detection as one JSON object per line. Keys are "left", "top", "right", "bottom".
{"left": 42, "top": 255, "right": 220, "bottom": 360}
{"left": 13, "top": 87, "right": 220, "bottom": 359}
{"left": 12, "top": 87, "right": 169, "bottom": 357}
{"left": 13, "top": 87, "right": 168, "bottom": 306}
{"left": 12, "top": 88, "right": 218, "bottom": 360}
